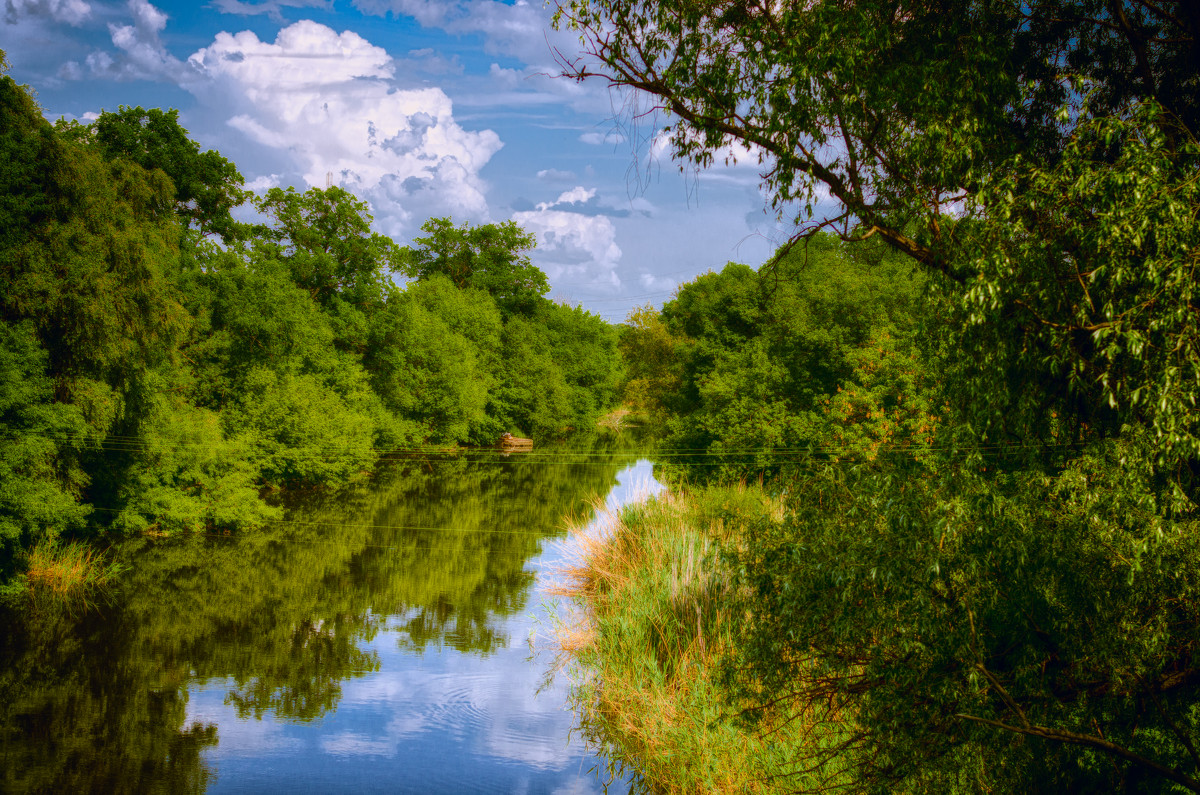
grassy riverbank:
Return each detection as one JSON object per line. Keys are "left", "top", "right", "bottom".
{"left": 552, "top": 484, "right": 851, "bottom": 793}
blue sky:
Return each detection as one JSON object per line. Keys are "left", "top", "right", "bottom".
{"left": 3, "top": 0, "right": 791, "bottom": 321}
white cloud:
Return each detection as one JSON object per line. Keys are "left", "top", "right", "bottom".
{"left": 579, "top": 130, "right": 625, "bottom": 146}
{"left": 99, "top": 0, "right": 187, "bottom": 82}
{"left": 650, "top": 128, "right": 765, "bottom": 169}
{"left": 512, "top": 207, "right": 622, "bottom": 289}
{"left": 352, "top": 0, "right": 572, "bottom": 65}
{"left": 210, "top": 0, "right": 332, "bottom": 20}
{"left": 65, "top": 8, "right": 503, "bottom": 234}
{"left": 544, "top": 186, "right": 594, "bottom": 208}
{"left": 488, "top": 62, "right": 521, "bottom": 88}
{"left": 638, "top": 272, "right": 676, "bottom": 292}
{"left": 4, "top": 0, "right": 90, "bottom": 25}
{"left": 245, "top": 174, "right": 282, "bottom": 192}
{"left": 536, "top": 168, "right": 576, "bottom": 182}
{"left": 402, "top": 46, "right": 462, "bottom": 75}
{"left": 350, "top": 0, "right": 612, "bottom": 113}
{"left": 186, "top": 20, "right": 504, "bottom": 232}
{"left": 626, "top": 196, "right": 655, "bottom": 216}
{"left": 56, "top": 59, "right": 84, "bottom": 80}
{"left": 191, "top": 21, "right": 393, "bottom": 86}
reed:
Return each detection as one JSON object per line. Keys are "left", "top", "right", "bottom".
{"left": 550, "top": 484, "right": 851, "bottom": 793}
{"left": 25, "top": 538, "right": 122, "bottom": 598}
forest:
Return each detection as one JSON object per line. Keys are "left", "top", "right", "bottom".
{"left": 550, "top": 1, "right": 1200, "bottom": 793}
{"left": 0, "top": 52, "right": 622, "bottom": 594}
{"left": 5, "top": 0, "right": 1200, "bottom": 789}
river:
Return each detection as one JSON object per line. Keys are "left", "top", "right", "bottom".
{"left": 0, "top": 439, "right": 661, "bottom": 794}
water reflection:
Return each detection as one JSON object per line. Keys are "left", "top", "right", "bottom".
{"left": 0, "top": 436, "right": 653, "bottom": 793}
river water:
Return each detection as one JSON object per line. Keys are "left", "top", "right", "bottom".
{"left": 0, "top": 440, "right": 661, "bottom": 794}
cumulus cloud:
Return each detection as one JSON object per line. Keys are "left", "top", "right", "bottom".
{"left": 542, "top": 186, "right": 594, "bottom": 208}
{"left": 512, "top": 206, "right": 622, "bottom": 289}
{"left": 81, "top": 0, "right": 189, "bottom": 82}
{"left": 56, "top": 59, "right": 84, "bottom": 80}
{"left": 4, "top": 0, "right": 90, "bottom": 25}
{"left": 245, "top": 174, "right": 282, "bottom": 192}
{"left": 53, "top": 5, "right": 503, "bottom": 236}
{"left": 525, "top": 186, "right": 644, "bottom": 220}
{"left": 186, "top": 19, "right": 503, "bottom": 231}
{"left": 107, "top": 0, "right": 187, "bottom": 79}
{"left": 638, "top": 272, "right": 677, "bottom": 292}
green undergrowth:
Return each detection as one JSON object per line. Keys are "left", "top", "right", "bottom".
{"left": 551, "top": 483, "right": 852, "bottom": 793}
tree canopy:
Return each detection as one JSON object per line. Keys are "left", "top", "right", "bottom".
{"left": 85, "top": 106, "right": 246, "bottom": 240}
{"left": 0, "top": 59, "right": 623, "bottom": 588}
{"left": 556, "top": 2, "right": 1200, "bottom": 791}
{"left": 401, "top": 216, "right": 549, "bottom": 316}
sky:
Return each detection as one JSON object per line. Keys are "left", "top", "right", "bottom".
{"left": 2, "top": 0, "right": 794, "bottom": 321}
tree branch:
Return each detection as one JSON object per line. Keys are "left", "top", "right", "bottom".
{"left": 955, "top": 713, "right": 1200, "bottom": 792}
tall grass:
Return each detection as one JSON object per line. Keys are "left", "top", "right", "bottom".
{"left": 24, "top": 538, "right": 122, "bottom": 599}
{"left": 550, "top": 484, "right": 851, "bottom": 793}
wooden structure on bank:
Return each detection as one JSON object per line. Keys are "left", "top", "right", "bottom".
{"left": 497, "top": 432, "right": 533, "bottom": 452}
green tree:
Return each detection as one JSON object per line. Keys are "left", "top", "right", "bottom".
{"left": 177, "top": 240, "right": 400, "bottom": 487}
{"left": 553, "top": 0, "right": 1198, "bottom": 277}
{"left": 402, "top": 217, "right": 548, "bottom": 316}
{"left": 617, "top": 303, "right": 679, "bottom": 414}
{"left": 86, "top": 106, "right": 246, "bottom": 240}
{"left": 254, "top": 186, "right": 401, "bottom": 310}
{"left": 0, "top": 71, "right": 189, "bottom": 553}
{"left": 537, "top": 300, "right": 623, "bottom": 430}
{"left": 558, "top": 1, "right": 1200, "bottom": 790}
{"left": 655, "top": 239, "right": 928, "bottom": 480}
{"left": 492, "top": 317, "right": 574, "bottom": 439}
{"left": 366, "top": 285, "right": 491, "bottom": 445}
{"left": 0, "top": 322, "right": 90, "bottom": 584}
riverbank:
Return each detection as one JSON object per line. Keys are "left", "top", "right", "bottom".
{"left": 551, "top": 483, "right": 852, "bottom": 793}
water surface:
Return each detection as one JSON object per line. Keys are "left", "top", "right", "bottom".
{"left": 0, "top": 443, "right": 658, "bottom": 794}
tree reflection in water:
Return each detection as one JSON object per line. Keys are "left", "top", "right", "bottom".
{"left": 0, "top": 433, "right": 641, "bottom": 793}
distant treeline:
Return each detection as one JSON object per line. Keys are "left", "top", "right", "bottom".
{"left": 0, "top": 63, "right": 621, "bottom": 589}
{"left": 621, "top": 233, "right": 931, "bottom": 481}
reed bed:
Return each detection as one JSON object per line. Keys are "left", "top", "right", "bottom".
{"left": 24, "top": 538, "right": 122, "bottom": 598}
{"left": 550, "top": 484, "right": 850, "bottom": 793}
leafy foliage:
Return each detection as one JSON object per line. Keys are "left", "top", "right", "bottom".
{"left": 556, "top": 1, "right": 1200, "bottom": 790}
{"left": 0, "top": 66, "right": 623, "bottom": 593}
{"left": 650, "top": 237, "right": 930, "bottom": 481}
{"left": 402, "top": 216, "right": 548, "bottom": 316}
{"left": 87, "top": 106, "right": 246, "bottom": 240}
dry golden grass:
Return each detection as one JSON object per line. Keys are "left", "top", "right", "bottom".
{"left": 546, "top": 485, "right": 847, "bottom": 793}
{"left": 25, "top": 539, "right": 120, "bottom": 597}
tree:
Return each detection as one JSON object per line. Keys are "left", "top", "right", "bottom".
{"left": 87, "top": 106, "right": 246, "bottom": 240}
{"left": 617, "top": 303, "right": 679, "bottom": 414}
{"left": 365, "top": 281, "right": 493, "bottom": 445}
{"left": 553, "top": 1, "right": 1198, "bottom": 276}
{"left": 1, "top": 72, "right": 190, "bottom": 533}
{"left": 556, "top": 1, "right": 1200, "bottom": 790}
{"left": 0, "top": 321, "right": 90, "bottom": 584}
{"left": 254, "top": 186, "right": 401, "bottom": 309}
{"left": 401, "top": 217, "right": 548, "bottom": 316}
{"left": 655, "top": 237, "right": 929, "bottom": 481}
